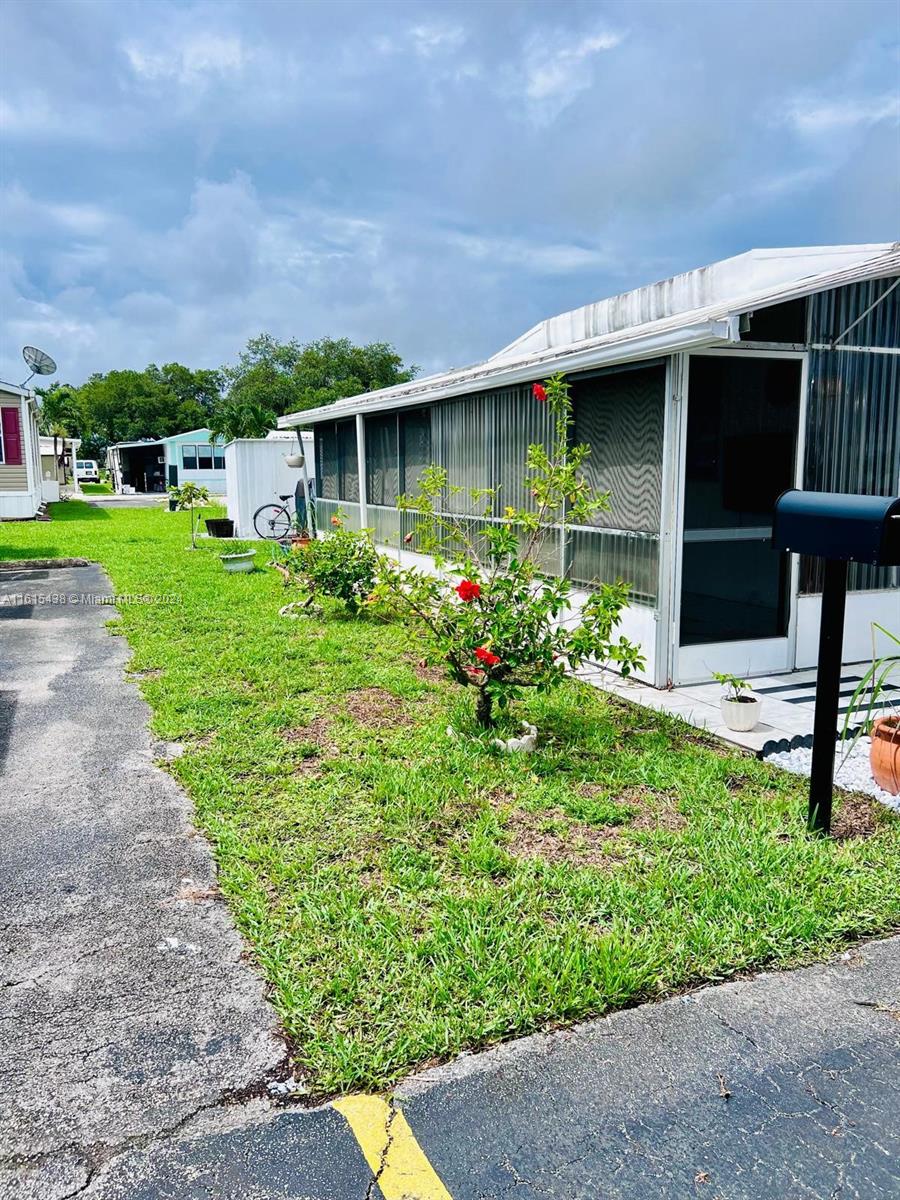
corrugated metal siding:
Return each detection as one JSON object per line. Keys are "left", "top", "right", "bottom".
{"left": 802, "top": 277, "right": 900, "bottom": 593}
{"left": 809, "top": 275, "right": 900, "bottom": 348}
{"left": 315, "top": 497, "right": 362, "bottom": 531}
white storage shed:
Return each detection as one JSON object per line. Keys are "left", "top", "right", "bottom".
{"left": 225, "top": 432, "right": 315, "bottom": 539}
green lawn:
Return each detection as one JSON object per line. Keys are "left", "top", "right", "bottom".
{"left": 2, "top": 501, "right": 898, "bottom": 1093}
{"left": 78, "top": 481, "right": 113, "bottom": 494}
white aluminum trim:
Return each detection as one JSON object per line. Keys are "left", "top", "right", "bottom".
{"left": 355, "top": 412, "right": 368, "bottom": 528}
{"left": 278, "top": 321, "right": 735, "bottom": 427}
{"left": 673, "top": 347, "right": 807, "bottom": 683}
{"left": 677, "top": 637, "right": 793, "bottom": 684}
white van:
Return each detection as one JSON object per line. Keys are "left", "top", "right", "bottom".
{"left": 75, "top": 459, "right": 100, "bottom": 484}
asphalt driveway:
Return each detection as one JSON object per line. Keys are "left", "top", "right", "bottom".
{"left": 0, "top": 563, "right": 287, "bottom": 1198}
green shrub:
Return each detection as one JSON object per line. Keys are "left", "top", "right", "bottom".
{"left": 284, "top": 520, "right": 378, "bottom": 614}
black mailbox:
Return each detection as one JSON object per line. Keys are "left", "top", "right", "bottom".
{"left": 773, "top": 490, "right": 900, "bottom": 565}
{"left": 771, "top": 488, "right": 900, "bottom": 836}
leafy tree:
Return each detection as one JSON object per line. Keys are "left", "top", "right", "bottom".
{"left": 36, "top": 382, "right": 81, "bottom": 438}
{"left": 76, "top": 368, "right": 209, "bottom": 452}
{"left": 36, "top": 383, "right": 82, "bottom": 481}
{"left": 149, "top": 363, "right": 223, "bottom": 417}
{"left": 222, "top": 334, "right": 416, "bottom": 417}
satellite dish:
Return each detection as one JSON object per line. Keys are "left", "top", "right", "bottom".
{"left": 21, "top": 345, "right": 57, "bottom": 387}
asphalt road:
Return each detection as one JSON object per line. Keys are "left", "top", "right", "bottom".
{"left": 0, "top": 563, "right": 286, "bottom": 1199}
{"left": 79, "top": 492, "right": 171, "bottom": 507}
{"left": 1, "top": 560, "right": 897, "bottom": 1200}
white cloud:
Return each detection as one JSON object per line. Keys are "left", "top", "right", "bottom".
{"left": 409, "top": 24, "right": 467, "bottom": 59}
{"left": 123, "top": 33, "right": 249, "bottom": 85}
{"left": 498, "top": 25, "right": 625, "bottom": 125}
{"left": 784, "top": 92, "right": 900, "bottom": 134}
{"left": 451, "top": 232, "right": 612, "bottom": 274}
{"left": 0, "top": 182, "right": 114, "bottom": 237}
{"left": 526, "top": 31, "right": 624, "bottom": 102}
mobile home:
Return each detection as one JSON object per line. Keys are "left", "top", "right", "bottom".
{"left": 108, "top": 428, "right": 226, "bottom": 494}
{"left": 0, "top": 382, "right": 42, "bottom": 520}
{"left": 279, "top": 244, "right": 899, "bottom": 686}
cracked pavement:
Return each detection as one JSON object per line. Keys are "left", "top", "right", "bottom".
{"left": 1, "top": 563, "right": 898, "bottom": 1199}
{"left": 0, "top": 564, "right": 290, "bottom": 1198}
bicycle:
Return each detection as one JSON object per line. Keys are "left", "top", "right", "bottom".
{"left": 253, "top": 490, "right": 313, "bottom": 539}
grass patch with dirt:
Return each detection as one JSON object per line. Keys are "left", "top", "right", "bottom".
{"left": 2, "top": 501, "right": 898, "bottom": 1093}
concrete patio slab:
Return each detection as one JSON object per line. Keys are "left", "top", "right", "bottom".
{"left": 586, "top": 662, "right": 898, "bottom": 756}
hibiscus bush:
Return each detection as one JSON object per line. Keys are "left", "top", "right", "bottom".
{"left": 373, "top": 373, "right": 645, "bottom": 729}
{"left": 279, "top": 516, "right": 378, "bottom": 615}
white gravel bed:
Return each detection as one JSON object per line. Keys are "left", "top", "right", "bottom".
{"left": 765, "top": 737, "right": 900, "bottom": 812}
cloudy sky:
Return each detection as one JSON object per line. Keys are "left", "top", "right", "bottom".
{"left": 1, "top": 0, "right": 898, "bottom": 386}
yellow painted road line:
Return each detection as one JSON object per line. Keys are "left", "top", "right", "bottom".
{"left": 334, "top": 1094, "right": 454, "bottom": 1200}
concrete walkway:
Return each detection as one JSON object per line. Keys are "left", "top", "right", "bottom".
{"left": 0, "top": 563, "right": 284, "bottom": 1199}
{"left": 591, "top": 662, "right": 898, "bottom": 756}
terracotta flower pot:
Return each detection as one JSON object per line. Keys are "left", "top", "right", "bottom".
{"left": 870, "top": 716, "right": 900, "bottom": 795}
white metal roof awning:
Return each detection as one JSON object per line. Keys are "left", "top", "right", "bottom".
{"left": 279, "top": 318, "right": 737, "bottom": 426}
{"left": 277, "top": 241, "right": 900, "bottom": 429}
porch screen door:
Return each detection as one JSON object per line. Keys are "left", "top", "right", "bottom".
{"left": 677, "top": 355, "right": 801, "bottom": 683}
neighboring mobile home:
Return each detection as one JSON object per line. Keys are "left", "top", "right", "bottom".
{"left": 0, "top": 382, "right": 42, "bottom": 520}
{"left": 39, "top": 435, "right": 82, "bottom": 490}
{"left": 278, "top": 244, "right": 900, "bottom": 687}
{"left": 107, "top": 428, "right": 226, "bottom": 494}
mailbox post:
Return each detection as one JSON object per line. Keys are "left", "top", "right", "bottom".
{"left": 773, "top": 491, "right": 900, "bottom": 834}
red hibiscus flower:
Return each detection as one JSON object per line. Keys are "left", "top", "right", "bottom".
{"left": 533, "top": 383, "right": 547, "bottom": 402}
{"left": 330, "top": 515, "right": 342, "bottom": 526}
{"left": 456, "top": 579, "right": 481, "bottom": 602}
{"left": 474, "top": 646, "right": 500, "bottom": 666}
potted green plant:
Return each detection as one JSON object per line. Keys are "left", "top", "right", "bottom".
{"left": 220, "top": 541, "right": 257, "bottom": 574}
{"left": 289, "top": 514, "right": 311, "bottom": 549}
{"left": 841, "top": 623, "right": 899, "bottom": 795}
{"left": 714, "top": 672, "right": 762, "bottom": 732}
{"left": 168, "top": 482, "right": 210, "bottom": 549}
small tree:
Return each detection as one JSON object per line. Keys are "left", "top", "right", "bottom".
{"left": 169, "top": 482, "right": 210, "bottom": 549}
{"left": 373, "top": 374, "right": 644, "bottom": 729}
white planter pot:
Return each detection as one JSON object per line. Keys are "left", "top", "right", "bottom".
{"left": 283, "top": 453, "right": 304, "bottom": 468}
{"left": 720, "top": 695, "right": 761, "bottom": 732}
{"left": 221, "top": 551, "right": 256, "bottom": 574}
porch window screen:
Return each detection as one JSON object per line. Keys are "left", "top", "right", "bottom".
{"left": 336, "top": 420, "right": 359, "bottom": 502}
{"left": 197, "top": 445, "right": 213, "bottom": 470}
{"left": 365, "top": 414, "right": 399, "bottom": 506}
{"left": 181, "top": 445, "right": 197, "bottom": 470}
{"left": 431, "top": 395, "right": 494, "bottom": 514}
{"left": 315, "top": 425, "right": 339, "bottom": 500}
{"left": 400, "top": 409, "right": 432, "bottom": 494}
{"left": 566, "top": 363, "right": 666, "bottom": 604}
{"left": 572, "top": 364, "right": 665, "bottom": 532}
